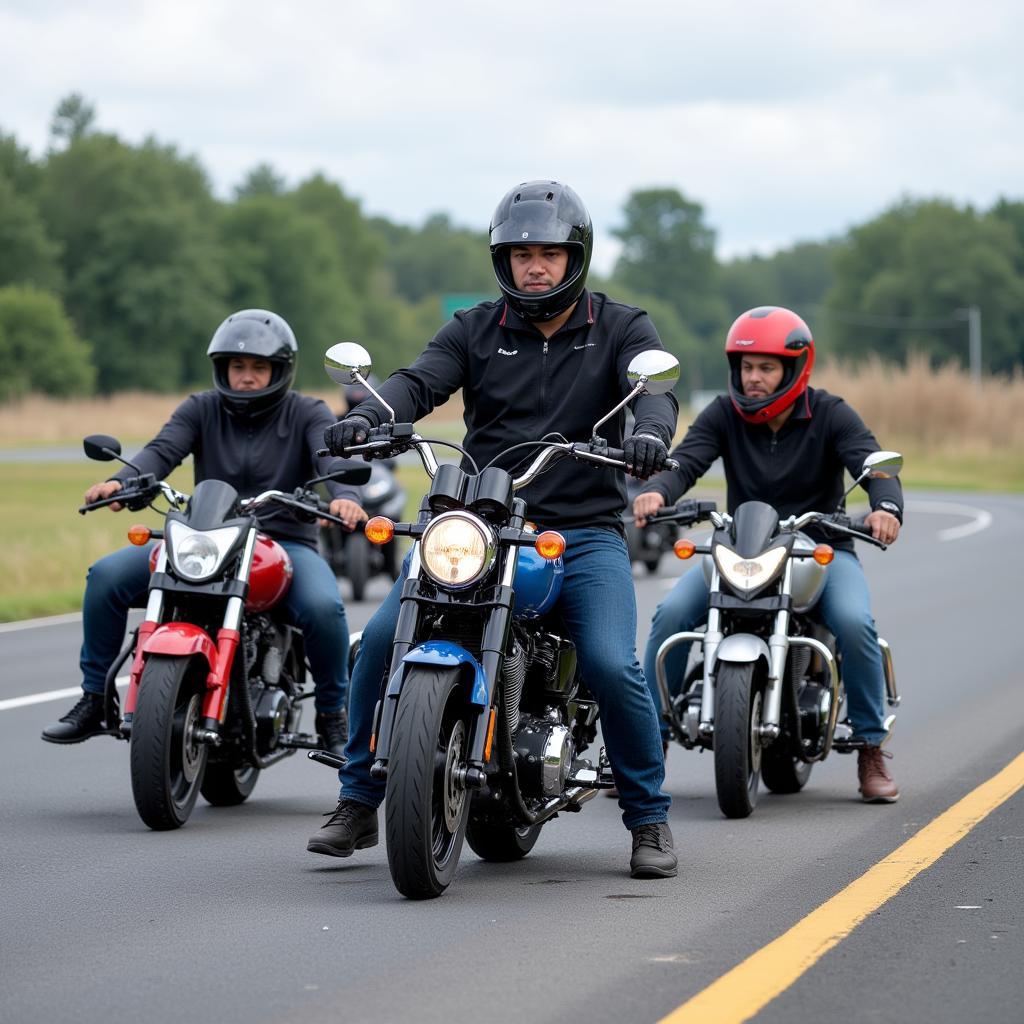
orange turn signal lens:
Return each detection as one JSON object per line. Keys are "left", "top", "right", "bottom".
{"left": 535, "top": 530, "right": 566, "bottom": 560}
{"left": 364, "top": 516, "right": 395, "bottom": 545}
{"left": 483, "top": 707, "right": 497, "bottom": 763}
{"left": 813, "top": 544, "right": 834, "bottom": 565}
{"left": 127, "top": 524, "right": 152, "bottom": 546}
{"left": 673, "top": 538, "right": 696, "bottom": 559}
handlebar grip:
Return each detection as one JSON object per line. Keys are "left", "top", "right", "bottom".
{"left": 849, "top": 519, "right": 875, "bottom": 537}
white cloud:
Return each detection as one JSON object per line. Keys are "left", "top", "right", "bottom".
{"left": 1, "top": 0, "right": 1021, "bottom": 275}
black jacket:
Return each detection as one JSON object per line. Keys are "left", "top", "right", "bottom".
{"left": 642, "top": 387, "right": 904, "bottom": 551}
{"left": 352, "top": 291, "right": 679, "bottom": 531}
{"left": 112, "top": 390, "right": 362, "bottom": 549}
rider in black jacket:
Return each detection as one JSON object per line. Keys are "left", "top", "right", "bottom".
{"left": 307, "top": 180, "right": 682, "bottom": 878}
{"left": 41, "top": 310, "right": 367, "bottom": 757}
{"left": 635, "top": 306, "right": 902, "bottom": 802}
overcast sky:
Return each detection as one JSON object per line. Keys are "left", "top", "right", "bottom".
{"left": 2, "top": 0, "right": 1021, "bottom": 274}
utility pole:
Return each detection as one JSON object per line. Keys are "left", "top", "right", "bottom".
{"left": 956, "top": 306, "right": 982, "bottom": 383}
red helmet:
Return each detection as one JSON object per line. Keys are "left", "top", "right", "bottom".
{"left": 725, "top": 306, "right": 815, "bottom": 424}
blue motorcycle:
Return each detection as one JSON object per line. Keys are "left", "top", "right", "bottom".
{"left": 318, "top": 342, "right": 679, "bottom": 898}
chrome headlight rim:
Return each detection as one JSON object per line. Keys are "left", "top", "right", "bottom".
{"left": 419, "top": 510, "right": 496, "bottom": 590}
{"left": 713, "top": 542, "right": 789, "bottom": 594}
{"left": 166, "top": 520, "right": 243, "bottom": 582}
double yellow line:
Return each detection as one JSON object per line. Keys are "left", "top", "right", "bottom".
{"left": 660, "top": 750, "right": 1024, "bottom": 1024}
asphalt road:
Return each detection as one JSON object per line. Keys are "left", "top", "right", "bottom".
{"left": 1, "top": 491, "right": 1021, "bottom": 1024}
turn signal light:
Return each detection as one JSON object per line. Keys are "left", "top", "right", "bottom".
{"left": 535, "top": 530, "right": 566, "bottom": 560}
{"left": 127, "top": 524, "right": 152, "bottom": 546}
{"left": 365, "top": 516, "right": 395, "bottom": 545}
{"left": 813, "top": 544, "right": 834, "bottom": 565}
{"left": 673, "top": 538, "right": 696, "bottom": 559}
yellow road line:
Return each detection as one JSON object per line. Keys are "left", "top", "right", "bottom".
{"left": 659, "top": 750, "right": 1024, "bottom": 1024}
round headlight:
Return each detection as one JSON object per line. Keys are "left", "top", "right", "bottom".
{"left": 420, "top": 512, "right": 494, "bottom": 588}
{"left": 176, "top": 532, "right": 221, "bottom": 579}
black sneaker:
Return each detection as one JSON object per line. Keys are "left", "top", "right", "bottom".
{"left": 307, "top": 798, "right": 378, "bottom": 857}
{"left": 41, "top": 692, "right": 107, "bottom": 744}
{"left": 315, "top": 709, "right": 348, "bottom": 759}
{"left": 629, "top": 821, "right": 678, "bottom": 879}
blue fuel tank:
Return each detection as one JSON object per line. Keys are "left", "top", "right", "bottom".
{"left": 512, "top": 544, "right": 564, "bottom": 619}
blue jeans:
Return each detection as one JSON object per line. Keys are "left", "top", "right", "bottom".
{"left": 643, "top": 549, "right": 889, "bottom": 745}
{"left": 79, "top": 540, "right": 350, "bottom": 712}
{"left": 339, "top": 527, "right": 670, "bottom": 830}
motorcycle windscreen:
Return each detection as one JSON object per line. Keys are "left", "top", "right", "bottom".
{"left": 728, "top": 500, "right": 782, "bottom": 558}
{"left": 183, "top": 479, "right": 242, "bottom": 531}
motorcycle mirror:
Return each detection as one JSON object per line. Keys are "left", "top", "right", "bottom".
{"left": 591, "top": 350, "right": 680, "bottom": 439}
{"left": 83, "top": 434, "right": 122, "bottom": 461}
{"left": 626, "top": 350, "right": 680, "bottom": 396}
{"left": 324, "top": 342, "right": 373, "bottom": 386}
{"left": 861, "top": 451, "right": 903, "bottom": 479}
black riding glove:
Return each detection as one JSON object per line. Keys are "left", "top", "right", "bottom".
{"left": 324, "top": 414, "right": 373, "bottom": 456}
{"left": 623, "top": 433, "right": 669, "bottom": 479}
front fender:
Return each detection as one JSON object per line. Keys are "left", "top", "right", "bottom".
{"left": 386, "top": 641, "right": 488, "bottom": 707}
{"left": 712, "top": 633, "right": 770, "bottom": 669}
{"left": 143, "top": 622, "right": 217, "bottom": 671}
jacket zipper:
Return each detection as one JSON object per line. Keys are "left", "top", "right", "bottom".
{"left": 540, "top": 339, "right": 549, "bottom": 418}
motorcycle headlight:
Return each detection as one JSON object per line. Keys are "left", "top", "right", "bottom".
{"left": 167, "top": 521, "right": 242, "bottom": 581}
{"left": 713, "top": 543, "right": 788, "bottom": 594}
{"left": 420, "top": 511, "right": 495, "bottom": 589}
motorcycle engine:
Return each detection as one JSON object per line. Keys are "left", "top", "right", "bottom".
{"left": 512, "top": 713, "right": 573, "bottom": 797}
{"left": 253, "top": 684, "right": 291, "bottom": 756}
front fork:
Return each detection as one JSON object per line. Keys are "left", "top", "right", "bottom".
{"left": 369, "top": 542, "right": 518, "bottom": 787}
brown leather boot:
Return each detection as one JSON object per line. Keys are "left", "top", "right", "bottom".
{"left": 857, "top": 745, "right": 899, "bottom": 803}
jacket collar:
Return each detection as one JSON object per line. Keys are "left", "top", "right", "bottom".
{"left": 499, "top": 290, "right": 595, "bottom": 335}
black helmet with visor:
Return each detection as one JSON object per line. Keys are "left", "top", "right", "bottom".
{"left": 489, "top": 180, "right": 593, "bottom": 321}
{"left": 207, "top": 309, "right": 297, "bottom": 417}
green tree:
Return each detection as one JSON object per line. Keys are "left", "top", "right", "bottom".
{"left": 0, "top": 175, "right": 64, "bottom": 292}
{"left": 0, "top": 285, "right": 94, "bottom": 400}
{"left": 825, "top": 199, "right": 1024, "bottom": 372}
{"left": 0, "top": 131, "right": 43, "bottom": 196}
{"left": 50, "top": 92, "right": 97, "bottom": 148}
{"left": 219, "top": 194, "right": 364, "bottom": 389}
{"left": 235, "top": 162, "right": 287, "bottom": 199}
{"left": 38, "top": 130, "right": 226, "bottom": 390}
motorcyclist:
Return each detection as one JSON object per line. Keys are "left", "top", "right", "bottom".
{"left": 634, "top": 306, "right": 902, "bottom": 802}
{"left": 41, "top": 309, "right": 368, "bottom": 758}
{"left": 308, "top": 180, "right": 681, "bottom": 878}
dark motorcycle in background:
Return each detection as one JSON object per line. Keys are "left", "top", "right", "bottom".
{"left": 623, "top": 474, "right": 678, "bottom": 573}
{"left": 313, "top": 341, "right": 681, "bottom": 899}
{"left": 648, "top": 450, "right": 903, "bottom": 818}
{"left": 319, "top": 458, "right": 406, "bottom": 600}
{"left": 78, "top": 434, "right": 370, "bottom": 830}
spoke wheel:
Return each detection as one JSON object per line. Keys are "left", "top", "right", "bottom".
{"left": 130, "top": 655, "right": 209, "bottom": 830}
{"left": 713, "top": 662, "right": 764, "bottom": 819}
{"left": 385, "top": 666, "right": 472, "bottom": 899}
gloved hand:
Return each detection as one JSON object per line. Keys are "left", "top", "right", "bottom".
{"left": 323, "top": 414, "right": 373, "bottom": 455}
{"left": 622, "top": 433, "right": 669, "bottom": 479}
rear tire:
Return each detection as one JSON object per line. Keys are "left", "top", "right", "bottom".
{"left": 201, "top": 764, "right": 260, "bottom": 806}
{"left": 385, "top": 666, "right": 472, "bottom": 899}
{"left": 466, "top": 818, "right": 542, "bottom": 862}
{"left": 713, "top": 663, "right": 763, "bottom": 819}
{"left": 761, "top": 744, "right": 812, "bottom": 794}
{"left": 130, "top": 655, "right": 208, "bottom": 830}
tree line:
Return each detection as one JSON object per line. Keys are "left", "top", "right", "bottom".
{"left": 2, "top": 94, "right": 1022, "bottom": 403}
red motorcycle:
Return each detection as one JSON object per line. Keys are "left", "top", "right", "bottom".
{"left": 79, "top": 434, "right": 369, "bottom": 830}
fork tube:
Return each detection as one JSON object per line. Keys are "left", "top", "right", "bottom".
{"left": 762, "top": 559, "right": 793, "bottom": 732}
{"left": 698, "top": 569, "right": 723, "bottom": 736}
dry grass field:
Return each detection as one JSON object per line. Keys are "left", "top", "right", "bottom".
{"left": 0, "top": 358, "right": 1020, "bottom": 620}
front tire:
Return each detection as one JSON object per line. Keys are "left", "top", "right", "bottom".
{"left": 346, "top": 532, "right": 372, "bottom": 602}
{"left": 130, "top": 655, "right": 209, "bottom": 830}
{"left": 713, "top": 663, "right": 763, "bottom": 819}
{"left": 385, "top": 666, "right": 473, "bottom": 899}
{"left": 466, "top": 817, "right": 543, "bottom": 862}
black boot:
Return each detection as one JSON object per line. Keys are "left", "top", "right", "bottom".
{"left": 315, "top": 708, "right": 348, "bottom": 758}
{"left": 629, "top": 821, "right": 678, "bottom": 879}
{"left": 41, "top": 692, "right": 107, "bottom": 744}
{"left": 307, "top": 798, "right": 378, "bottom": 857}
